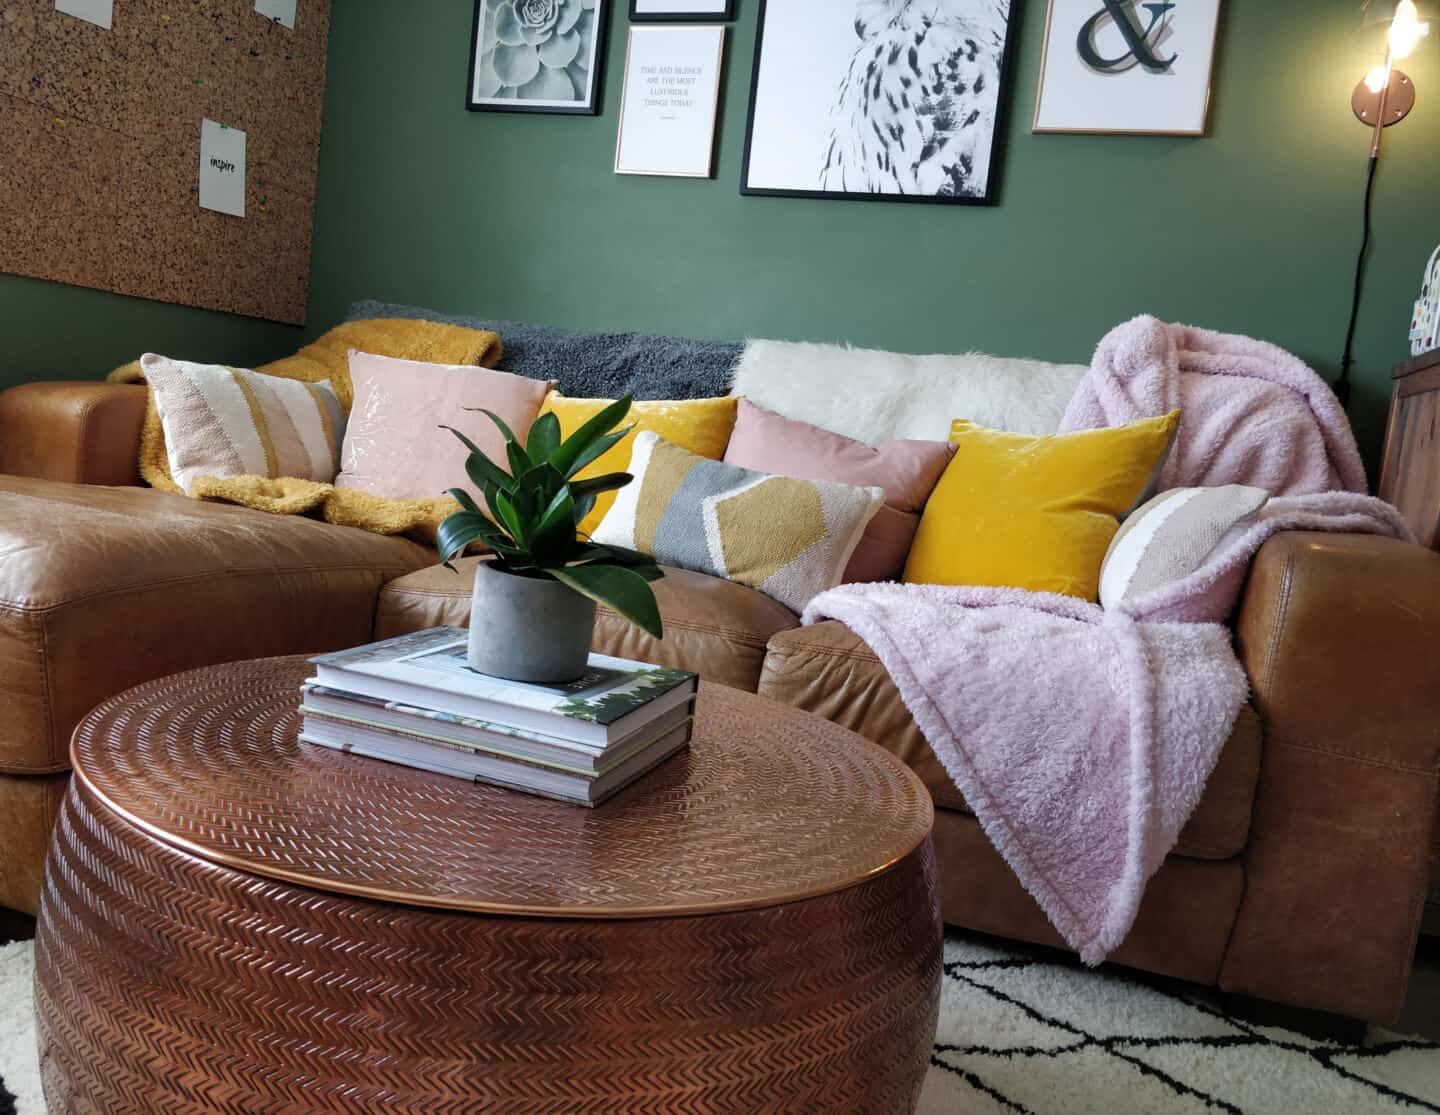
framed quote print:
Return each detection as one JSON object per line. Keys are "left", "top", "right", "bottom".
{"left": 615, "top": 26, "right": 726, "bottom": 177}
{"left": 741, "top": 0, "right": 1018, "bottom": 205}
{"left": 467, "top": 0, "right": 608, "bottom": 115}
{"left": 630, "top": 0, "right": 735, "bottom": 20}
{"left": 1033, "top": 0, "right": 1222, "bottom": 135}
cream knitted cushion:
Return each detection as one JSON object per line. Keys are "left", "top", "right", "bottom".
{"left": 141, "top": 353, "right": 345, "bottom": 496}
{"left": 1099, "top": 485, "right": 1270, "bottom": 609}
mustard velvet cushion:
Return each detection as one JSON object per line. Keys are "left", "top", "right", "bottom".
{"left": 540, "top": 393, "right": 739, "bottom": 534}
{"left": 903, "top": 412, "right": 1180, "bottom": 600}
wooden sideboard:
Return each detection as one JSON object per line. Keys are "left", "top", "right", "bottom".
{"left": 1379, "top": 350, "right": 1440, "bottom": 937}
{"left": 1379, "top": 349, "right": 1440, "bottom": 552}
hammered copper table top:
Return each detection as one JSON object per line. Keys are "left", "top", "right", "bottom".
{"left": 70, "top": 656, "right": 933, "bottom": 918}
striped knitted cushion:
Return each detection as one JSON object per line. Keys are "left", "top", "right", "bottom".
{"left": 593, "top": 431, "right": 885, "bottom": 614}
{"left": 1099, "top": 485, "right": 1270, "bottom": 609}
{"left": 141, "top": 353, "right": 346, "bottom": 496}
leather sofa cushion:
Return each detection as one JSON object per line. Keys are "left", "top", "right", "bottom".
{"left": 933, "top": 810, "right": 1245, "bottom": 986}
{"left": 0, "top": 381, "right": 147, "bottom": 486}
{"left": 760, "top": 620, "right": 1262, "bottom": 861}
{"left": 0, "top": 477, "right": 433, "bottom": 774}
{"left": 376, "top": 559, "right": 800, "bottom": 692}
{"left": 0, "top": 770, "right": 68, "bottom": 915}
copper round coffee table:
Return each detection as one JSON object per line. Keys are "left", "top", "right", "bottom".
{"left": 34, "top": 657, "right": 941, "bottom": 1113}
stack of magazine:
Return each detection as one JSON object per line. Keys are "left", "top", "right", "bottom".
{"left": 301, "top": 627, "right": 698, "bottom": 807}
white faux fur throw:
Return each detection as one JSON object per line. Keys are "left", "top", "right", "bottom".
{"left": 731, "top": 339, "right": 1088, "bottom": 443}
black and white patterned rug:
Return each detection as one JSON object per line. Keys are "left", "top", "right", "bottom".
{"left": 3, "top": 935, "right": 1438, "bottom": 1112}
{"left": 919, "top": 935, "right": 1440, "bottom": 1113}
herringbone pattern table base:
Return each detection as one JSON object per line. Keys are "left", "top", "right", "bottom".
{"left": 36, "top": 778, "right": 942, "bottom": 1113}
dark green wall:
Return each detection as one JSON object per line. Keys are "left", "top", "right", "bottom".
{"left": 7, "top": 1, "right": 1435, "bottom": 476}
{"left": 307, "top": 0, "right": 1439, "bottom": 472}
{"left": 0, "top": 274, "right": 301, "bottom": 388}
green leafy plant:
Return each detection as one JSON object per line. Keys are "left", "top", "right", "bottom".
{"left": 437, "top": 396, "right": 665, "bottom": 639}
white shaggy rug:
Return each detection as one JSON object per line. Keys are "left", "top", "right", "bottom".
{"left": 4, "top": 934, "right": 1438, "bottom": 1113}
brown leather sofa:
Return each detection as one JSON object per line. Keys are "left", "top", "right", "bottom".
{"left": 3, "top": 380, "right": 1439, "bottom": 1026}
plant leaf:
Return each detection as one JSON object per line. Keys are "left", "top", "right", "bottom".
{"left": 527, "top": 487, "right": 578, "bottom": 564}
{"left": 550, "top": 395, "right": 634, "bottom": 476}
{"left": 445, "top": 507, "right": 513, "bottom": 550}
{"left": 565, "top": 425, "right": 635, "bottom": 478}
{"left": 571, "top": 543, "right": 665, "bottom": 581}
{"left": 506, "top": 439, "right": 533, "bottom": 480}
{"left": 550, "top": 563, "right": 663, "bottom": 639}
{"left": 537, "top": 486, "right": 575, "bottom": 535}
{"left": 467, "top": 407, "right": 522, "bottom": 447}
{"left": 526, "top": 411, "right": 562, "bottom": 462}
{"left": 586, "top": 542, "right": 653, "bottom": 566}
{"left": 516, "top": 462, "right": 567, "bottom": 504}
{"left": 437, "top": 511, "right": 500, "bottom": 568}
{"left": 441, "top": 424, "right": 514, "bottom": 487}
{"left": 446, "top": 487, "right": 481, "bottom": 514}
{"left": 492, "top": 490, "right": 529, "bottom": 548}
{"left": 568, "top": 472, "right": 632, "bottom": 499}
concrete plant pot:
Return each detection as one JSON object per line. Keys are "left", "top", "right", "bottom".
{"left": 467, "top": 560, "right": 597, "bottom": 684}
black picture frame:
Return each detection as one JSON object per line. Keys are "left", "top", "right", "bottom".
{"left": 739, "top": 0, "right": 1020, "bottom": 206}
{"left": 629, "top": 0, "right": 735, "bottom": 21}
{"left": 466, "top": 0, "right": 610, "bottom": 115}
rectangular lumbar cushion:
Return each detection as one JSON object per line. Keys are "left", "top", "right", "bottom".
{"left": 1099, "top": 485, "right": 1270, "bottom": 609}
{"left": 903, "top": 412, "right": 1180, "bottom": 600}
{"left": 335, "top": 351, "right": 555, "bottom": 501}
{"left": 721, "top": 399, "right": 953, "bottom": 583}
{"left": 540, "top": 393, "right": 740, "bottom": 535}
{"left": 593, "top": 431, "right": 885, "bottom": 614}
{"left": 141, "top": 353, "right": 346, "bottom": 495}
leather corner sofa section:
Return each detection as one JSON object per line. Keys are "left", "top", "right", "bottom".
{"left": 2, "top": 380, "right": 1439, "bottom": 1027}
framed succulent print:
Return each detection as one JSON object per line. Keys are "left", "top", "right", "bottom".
{"left": 467, "top": 0, "right": 609, "bottom": 115}
{"left": 741, "top": 0, "right": 1018, "bottom": 205}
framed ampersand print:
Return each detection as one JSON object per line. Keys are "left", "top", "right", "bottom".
{"left": 1034, "top": 0, "right": 1222, "bottom": 135}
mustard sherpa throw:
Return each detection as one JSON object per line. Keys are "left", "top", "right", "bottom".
{"left": 109, "top": 318, "right": 503, "bottom": 540}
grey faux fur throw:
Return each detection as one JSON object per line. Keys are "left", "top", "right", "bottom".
{"left": 346, "top": 300, "right": 741, "bottom": 401}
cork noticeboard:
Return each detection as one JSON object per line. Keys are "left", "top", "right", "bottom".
{"left": 0, "top": 0, "right": 331, "bottom": 325}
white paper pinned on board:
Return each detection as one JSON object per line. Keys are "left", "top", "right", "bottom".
{"left": 199, "top": 119, "right": 247, "bottom": 218}
{"left": 254, "top": 0, "right": 297, "bottom": 28}
{"left": 54, "top": 0, "right": 113, "bottom": 29}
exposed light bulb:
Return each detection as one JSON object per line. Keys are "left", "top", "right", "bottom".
{"left": 1389, "top": 0, "right": 1431, "bottom": 60}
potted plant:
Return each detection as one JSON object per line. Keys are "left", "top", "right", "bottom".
{"left": 437, "top": 396, "right": 664, "bottom": 684}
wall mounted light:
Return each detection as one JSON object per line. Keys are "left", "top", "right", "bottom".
{"left": 1336, "top": 1, "right": 1432, "bottom": 407}
{"left": 1352, "top": 0, "right": 1428, "bottom": 135}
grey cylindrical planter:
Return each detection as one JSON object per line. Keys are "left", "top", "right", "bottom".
{"left": 468, "top": 560, "right": 597, "bottom": 684}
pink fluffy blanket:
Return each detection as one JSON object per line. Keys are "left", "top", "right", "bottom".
{"left": 1061, "top": 315, "right": 1368, "bottom": 496}
{"left": 803, "top": 494, "right": 1411, "bottom": 966}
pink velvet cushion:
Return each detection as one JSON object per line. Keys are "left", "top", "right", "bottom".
{"left": 722, "top": 399, "right": 954, "bottom": 582}
{"left": 336, "top": 351, "right": 554, "bottom": 501}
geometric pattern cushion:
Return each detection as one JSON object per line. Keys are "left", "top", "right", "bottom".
{"left": 540, "top": 394, "right": 740, "bottom": 536}
{"left": 594, "top": 431, "right": 884, "bottom": 614}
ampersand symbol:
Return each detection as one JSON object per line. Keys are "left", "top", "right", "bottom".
{"left": 1077, "top": 0, "right": 1178, "bottom": 74}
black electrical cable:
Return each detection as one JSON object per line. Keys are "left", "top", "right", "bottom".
{"left": 1336, "top": 155, "right": 1380, "bottom": 409}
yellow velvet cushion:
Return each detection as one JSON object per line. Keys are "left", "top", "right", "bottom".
{"left": 539, "top": 393, "right": 740, "bottom": 534}
{"left": 903, "top": 412, "right": 1180, "bottom": 600}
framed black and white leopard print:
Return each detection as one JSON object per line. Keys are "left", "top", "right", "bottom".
{"left": 741, "top": 0, "right": 1018, "bottom": 205}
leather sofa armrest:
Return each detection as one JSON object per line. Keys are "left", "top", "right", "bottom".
{"left": 1221, "top": 530, "right": 1440, "bottom": 1022}
{"left": 0, "top": 381, "right": 147, "bottom": 486}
